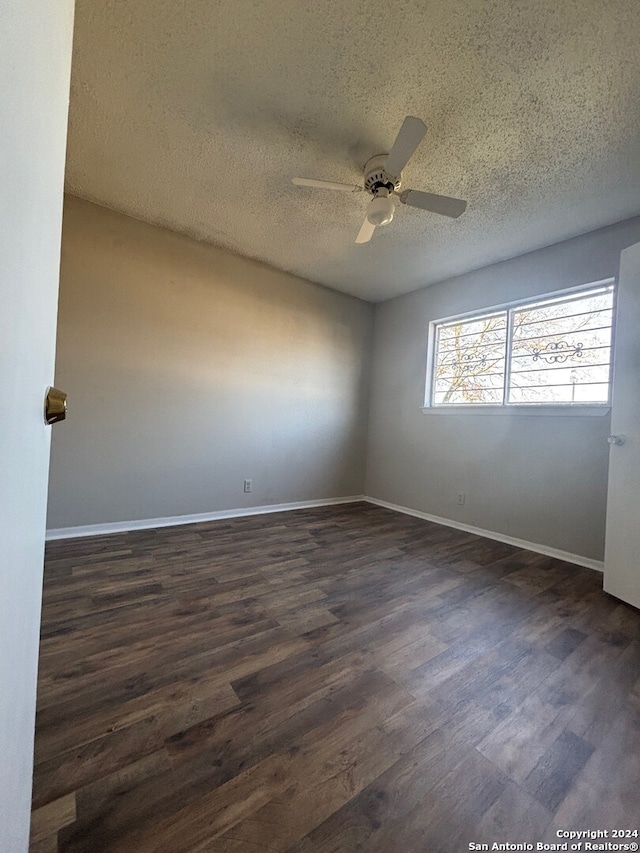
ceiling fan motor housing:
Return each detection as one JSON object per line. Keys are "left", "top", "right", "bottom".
{"left": 363, "top": 154, "right": 401, "bottom": 195}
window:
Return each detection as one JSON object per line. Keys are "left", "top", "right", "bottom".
{"left": 427, "top": 281, "right": 615, "bottom": 408}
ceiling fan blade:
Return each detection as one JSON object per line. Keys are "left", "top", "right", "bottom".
{"left": 355, "top": 218, "right": 376, "bottom": 244}
{"left": 400, "top": 190, "right": 467, "bottom": 219}
{"left": 292, "top": 177, "right": 363, "bottom": 192}
{"left": 383, "top": 116, "right": 427, "bottom": 178}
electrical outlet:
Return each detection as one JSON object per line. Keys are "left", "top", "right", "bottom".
{"left": 243, "top": 479, "right": 253, "bottom": 493}
{"left": 457, "top": 493, "right": 466, "bottom": 505}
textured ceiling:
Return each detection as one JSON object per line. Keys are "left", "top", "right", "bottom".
{"left": 65, "top": 0, "right": 640, "bottom": 302}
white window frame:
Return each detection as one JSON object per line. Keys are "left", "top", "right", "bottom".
{"left": 423, "top": 278, "right": 616, "bottom": 417}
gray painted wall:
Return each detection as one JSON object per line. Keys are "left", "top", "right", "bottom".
{"left": 47, "top": 198, "right": 373, "bottom": 529}
{"left": 365, "top": 217, "right": 640, "bottom": 562}
{"left": 49, "top": 202, "right": 640, "bottom": 563}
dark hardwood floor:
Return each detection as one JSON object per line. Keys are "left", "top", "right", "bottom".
{"left": 31, "top": 503, "right": 640, "bottom": 852}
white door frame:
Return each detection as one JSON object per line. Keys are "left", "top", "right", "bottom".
{"left": 0, "top": 1, "right": 75, "bottom": 850}
{"left": 604, "top": 240, "right": 640, "bottom": 609}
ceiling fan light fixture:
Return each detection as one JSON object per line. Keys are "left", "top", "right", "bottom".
{"left": 366, "top": 189, "right": 395, "bottom": 227}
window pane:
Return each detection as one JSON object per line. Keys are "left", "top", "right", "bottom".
{"left": 507, "top": 286, "right": 614, "bottom": 405}
{"left": 428, "top": 283, "right": 614, "bottom": 409}
{"left": 433, "top": 312, "right": 507, "bottom": 405}
{"left": 509, "top": 382, "right": 610, "bottom": 404}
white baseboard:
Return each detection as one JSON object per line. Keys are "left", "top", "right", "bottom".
{"left": 45, "top": 495, "right": 366, "bottom": 541}
{"left": 45, "top": 494, "right": 604, "bottom": 573}
{"left": 364, "top": 496, "right": 604, "bottom": 572}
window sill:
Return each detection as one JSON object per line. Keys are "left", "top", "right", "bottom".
{"left": 420, "top": 404, "right": 611, "bottom": 418}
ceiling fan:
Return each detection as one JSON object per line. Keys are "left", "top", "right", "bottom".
{"left": 292, "top": 116, "right": 467, "bottom": 244}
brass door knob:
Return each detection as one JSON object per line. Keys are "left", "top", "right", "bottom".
{"left": 45, "top": 387, "right": 67, "bottom": 425}
{"left": 607, "top": 434, "right": 625, "bottom": 446}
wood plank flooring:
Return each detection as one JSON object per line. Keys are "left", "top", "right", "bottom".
{"left": 31, "top": 503, "right": 640, "bottom": 851}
